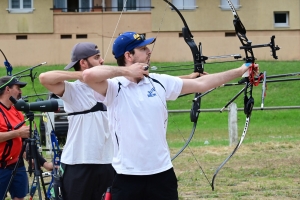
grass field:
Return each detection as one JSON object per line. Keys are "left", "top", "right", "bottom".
{"left": 2, "top": 60, "right": 300, "bottom": 199}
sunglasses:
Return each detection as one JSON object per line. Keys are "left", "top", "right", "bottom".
{"left": 124, "top": 33, "right": 146, "bottom": 52}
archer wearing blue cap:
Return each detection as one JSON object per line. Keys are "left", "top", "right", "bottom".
{"left": 83, "top": 31, "right": 258, "bottom": 200}
{"left": 113, "top": 32, "right": 155, "bottom": 65}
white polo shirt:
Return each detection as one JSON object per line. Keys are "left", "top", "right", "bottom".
{"left": 101, "top": 73, "right": 183, "bottom": 175}
{"left": 60, "top": 80, "right": 113, "bottom": 165}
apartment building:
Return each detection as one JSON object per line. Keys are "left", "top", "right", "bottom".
{"left": 0, "top": 0, "right": 299, "bottom": 66}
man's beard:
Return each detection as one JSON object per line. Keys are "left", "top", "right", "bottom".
{"left": 86, "top": 59, "right": 95, "bottom": 68}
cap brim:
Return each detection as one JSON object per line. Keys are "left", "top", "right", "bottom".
{"left": 135, "top": 38, "right": 156, "bottom": 49}
{"left": 16, "top": 81, "right": 27, "bottom": 88}
{"left": 64, "top": 61, "right": 78, "bottom": 70}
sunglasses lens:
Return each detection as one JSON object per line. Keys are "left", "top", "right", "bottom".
{"left": 139, "top": 34, "right": 145, "bottom": 40}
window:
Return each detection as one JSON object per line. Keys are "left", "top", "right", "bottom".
{"left": 8, "top": 0, "right": 34, "bottom": 13}
{"left": 117, "top": 0, "right": 136, "bottom": 11}
{"left": 112, "top": 0, "right": 151, "bottom": 11}
{"left": 225, "top": 32, "right": 236, "bottom": 37}
{"left": 53, "top": 0, "right": 67, "bottom": 12}
{"left": 61, "top": 35, "right": 72, "bottom": 39}
{"left": 172, "top": 0, "right": 196, "bottom": 10}
{"left": 79, "top": 0, "right": 91, "bottom": 12}
{"left": 76, "top": 34, "right": 88, "bottom": 39}
{"left": 220, "top": 0, "right": 240, "bottom": 10}
{"left": 16, "top": 35, "right": 28, "bottom": 40}
{"left": 53, "top": 0, "right": 92, "bottom": 12}
{"left": 139, "top": 0, "right": 151, "bottom": 11}
{"left": 274, "top": 12, "right": 289, "bottom": 27}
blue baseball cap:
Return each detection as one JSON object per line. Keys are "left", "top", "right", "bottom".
{"left": 112, "top": 32, "right": 155, "bottom": 59}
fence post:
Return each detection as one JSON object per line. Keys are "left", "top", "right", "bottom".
{"left": 228, "top": 103, "right": 238, "bottom": 146}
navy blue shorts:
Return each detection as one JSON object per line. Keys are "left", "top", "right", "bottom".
{"left": 0, "top": 166, "right": 28, "bottom": 199}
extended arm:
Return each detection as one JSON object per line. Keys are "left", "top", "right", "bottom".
{"left": 82, "top": 63, "right": 148, "bottom": 96}
{"left": 178, "top": 72, "right": 208, "bottom": 79}
{"left": 181, "top": 64, "right": 256, "bottom": 94}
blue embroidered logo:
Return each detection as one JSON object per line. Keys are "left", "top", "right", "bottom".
{"left": 147, "top": 87, "right": 156, "bottom": 97}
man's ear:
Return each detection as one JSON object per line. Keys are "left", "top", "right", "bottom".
{"left": 79, "top": 59, "right": 85, "bottom": 65}
{"left": 79, "top": 59, "right": 88, "bottom": 70}
{"left": 124, "top": 51, "right": 133, "bottom": 61}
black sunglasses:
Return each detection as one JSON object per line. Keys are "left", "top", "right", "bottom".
{"left": 124, "top": 33, "right": 146, "bottom": 53}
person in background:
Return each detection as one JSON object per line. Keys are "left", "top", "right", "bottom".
{"left": 0, "top": 76, "right": 29, "bottom": 200}
{"left": 39, "top": 42, "right": 115, "bottom": 200}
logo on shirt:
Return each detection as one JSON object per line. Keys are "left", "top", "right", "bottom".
{"left": 147, "top": 87, "right": 156, "bottom": 97}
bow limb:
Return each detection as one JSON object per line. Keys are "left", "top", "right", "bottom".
{"left": 212, "top": 0, "right": 280, "bottom": 190}
{"left": 227, "top": 0, "right": 255, "bottom": 63}
{"left": 46, "top": 130, "right": 62, "bottom": 199}
{"left": 211, "top": 0, "right": 255, "bottom": 190}
{"left": 211, "top": 115, "right": 250, "bottom": 190}
{"left": 163, "top": 0, "right": 205, "bottom": 74}
{"left": 0, "top": 49, "right": 13, "bottom": 76}
{"left": 37, "top": 112, "right": 62, "bottom": 199}
{"left": 171, "top": 119, "right": 197, "bottom": 161}
{"left": 163, "top": 0, "right": 212, "bottom": 188}
{"left": 163, "top": 0, "right": 204, "bottom": 159}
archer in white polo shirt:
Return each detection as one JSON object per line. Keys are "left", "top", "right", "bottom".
{"left": 83, "top": 32, "right": 258, "bottom": 200}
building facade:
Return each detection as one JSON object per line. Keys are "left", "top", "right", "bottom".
{"left": 0, "top": 0, "right": 299, "bottom": 67}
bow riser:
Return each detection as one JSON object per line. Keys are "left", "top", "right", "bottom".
{"left": 182, "top": 28, "right": 204, "bottom": 73}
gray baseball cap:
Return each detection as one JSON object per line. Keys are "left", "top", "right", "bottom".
{"left": 64, "top": 42, "right": 100, "bottom": 70}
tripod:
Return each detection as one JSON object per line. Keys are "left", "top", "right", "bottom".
{"left": 2, "top": 112, "right": 48, "bottom": 200}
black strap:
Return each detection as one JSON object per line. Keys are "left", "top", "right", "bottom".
{"left": 0, "top": 107, "right": 14, "bottom": 168}
{"left": 116, "top": 82, "right": 122, "bottom": 97}
{"left": 115, "top": 132, "right": 119, "bottom": 149}
{"left": 0, "top": 107, "right": 12, "bottom": 131}
{"left": 148, "top": 77, "right": 166, "bottom": 91}
{"left": 116, "top": 78, "right": 165, "bottom": 97}
{"left": 68, "top": 102, "right": 107, "bottom": 116}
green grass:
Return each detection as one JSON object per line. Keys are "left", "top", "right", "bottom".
{"left": 2, "top": 61, "right": 300, "bottom": 199}
{"left": 3, "top": 61, "right": 300, "bottom": 149}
